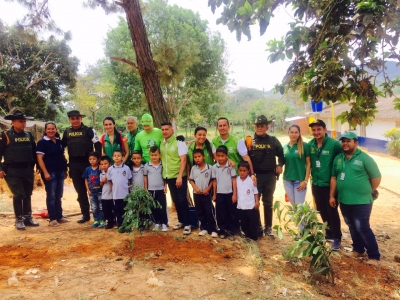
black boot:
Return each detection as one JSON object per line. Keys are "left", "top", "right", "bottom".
{"left": 24, "top": 214, "right": 39, "bottom": 226}
{"left": 15, "top": 216, "right": 26, "bottom": 230}
{"left": 77, "top": 216, "right": 90, "bottom": 223}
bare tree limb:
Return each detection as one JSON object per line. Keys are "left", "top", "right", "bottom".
{"left": 110, "top": 56, "right": 139, "bottom": 70}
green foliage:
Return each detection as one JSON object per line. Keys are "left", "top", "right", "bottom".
{"left": 0, "top": 22, "right": 78, "bottom": 119}
{"left": 119, "top": 186, "right": 161, "bottom": 233}
{"left": 273, "top": 201, "right": 337, "bottom": 284}
{"left": 383, "top": 127, "right": 400, "bottom": 157}
{"left": 209, "top": 0, "right": 400, "bottom": 127}
{"left": 104, "top": 0, "right": 228, "bottom": 126}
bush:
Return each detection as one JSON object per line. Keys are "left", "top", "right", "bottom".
{"left": 273, "top": 201, "right": 338, "bottom": 284}
{"left": 383, "top": 127, "right": 400, "bottom": 158}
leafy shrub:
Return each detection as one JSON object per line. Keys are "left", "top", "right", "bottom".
{"left": 383, "top": 127, "right": 400, "bottom": 158}
{"left": 273, "top": 201, "right": 338, "bottom": 284}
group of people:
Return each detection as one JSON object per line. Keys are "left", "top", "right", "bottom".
{"left": 0, "top": 109, "right": 381, "bottom": 263}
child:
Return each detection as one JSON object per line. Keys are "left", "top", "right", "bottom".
{"left": 212, "top": 145, "right": 238, "bottom": 239}
{"left": 143, "top": 146, "right": 168, "bottom": 232}
{"left": 82, "top": 152, "right": 105, "bottom": 228}
{"left": 100, "top": 156, "right": 114, "bottom": 229}
{"left": 131, "top": 150, "right": 145, "bottom": 189}
{"left": 190, "top": 149, "right": 218, "bottom": 237}
{"left": 107, "top": 150, "right": 132, "bottom": 233}
{"left": 236, "top": 160, "right": 259, "bottom": 241}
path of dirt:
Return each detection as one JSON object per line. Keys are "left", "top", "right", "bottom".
{"left": 0, "top": 141, "right": 399, "bottom": 299}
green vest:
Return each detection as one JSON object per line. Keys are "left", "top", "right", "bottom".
{"left": 212, "top": 134, "right": 241, "bottom": 171}
{"left": 160, "top": 134, "right": 186, "bottom": 179}
{"left": 124, "top": 129, "right": 141, "bottom": 156}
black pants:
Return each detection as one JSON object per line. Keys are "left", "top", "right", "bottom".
{"left": 312, "top": 185, "right": 342, "bottom": 239}
{"left": 113, "top": 199, "right": 125, "bottom": 227}
{"left": 166, "top": 177, "right": 190, "bottom": 226}
{"left": 5, "top": 167, "right": 34, "bottom": 217}
{"left": 101, "top": 199, "right": 115, "bottom": 225}
{"left": 256, "top": 172, "right": 276, "bottom": 229}
{"left": 238, "top": 209, "right": 259, "bottom": 241}
{"left": 215, "top": 193, "right": 239, "bottom": 236}
{"left": 69, "top": 162, "right": 90, "bottom": 219}
{"left": 193, "top": 193, "right": 217, "bottom": 233}
{"left": 149, "top": 190, "right": 168, "bottom": 225}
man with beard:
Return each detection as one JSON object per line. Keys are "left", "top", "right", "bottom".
{"left": 329, "top": 131, "right": 381, "bottom": 265}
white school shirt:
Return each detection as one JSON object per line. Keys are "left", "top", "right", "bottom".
{"left": 107, "top": 163, "right": 132, "bottom": 199}
{"left": 236, "top": 176, "right": 258, "bottom": 210}
{"left": 100, "top": 171, "right": 113, "bottom": 200}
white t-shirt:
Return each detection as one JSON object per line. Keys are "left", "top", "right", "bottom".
{"left": 236, "top": 176, "right": 258, "bottom": 210}
{"left": 216, "top": 138, "right": 248, "bottom": 156}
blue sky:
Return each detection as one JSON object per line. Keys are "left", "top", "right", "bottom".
{"left": 0, "top": 0, "right": 292, "bottom": 91}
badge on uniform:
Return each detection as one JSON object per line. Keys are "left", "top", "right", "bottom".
{"left": 340, "top": 172, "right": 345, "bottom": 180}
{"left": 316, "top": 160, "right": 321, "bottom": 168}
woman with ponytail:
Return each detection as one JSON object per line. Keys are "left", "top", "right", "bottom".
{"left": 283, "top": 124, "right": 311, "bottom": 206}
{"left": 101, "top": 116, "right": 129, "bottom": 164}
{"left": 187, "top": 126, "right": 215, "bottom": 178}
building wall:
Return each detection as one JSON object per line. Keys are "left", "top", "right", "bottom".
{"left": 365, "top": 120, "right": 396, "bottom": 141}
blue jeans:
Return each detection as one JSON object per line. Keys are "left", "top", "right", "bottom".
{"left": 339, "top": 202, "right": 380, "bottom": 260}
{"left": 283, "top": 180, "right": 307, "bottom": 206}
{"left": 89, "top": 192, "right": 104, "bottom": 221}
{"left": 44, "top": 171, "right": 65, "bottom": 221}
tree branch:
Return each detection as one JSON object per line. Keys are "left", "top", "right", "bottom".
{"left": 110, "top": 56, "right": 139, "bottom": 70}
{"left": 114, "top": 1, "right": 126, "bottom": 9}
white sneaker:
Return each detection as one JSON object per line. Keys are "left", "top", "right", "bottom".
{"left": 183, "top": 225, "right": 191, "bottom": 235}
{"left": 161, "top": 224, "right": 168, "bottom": 232}
{"left": 211, "top": 232, "right": 218, "bottom": 238}
{"left": 152, "top": 224, "right": 160, "bottom": 231}
{"left": 173, "top": 222, "right": 183, "bottom": 230}
{"left": 198, "top": 230, "right": 208, "bottom": 236}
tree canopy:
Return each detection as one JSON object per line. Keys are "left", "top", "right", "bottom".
{"left": 105, "top": 0, "right": 228, "bottom": 127}
{"left": 0, "top": 21, "right": 78, "bottom": 119}
{"left": 209, "top": 0, "right": 400, "bottom": 126}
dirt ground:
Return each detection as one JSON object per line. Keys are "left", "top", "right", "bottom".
{"left": 0, "top": 147, "right": 400, "bottom": 299}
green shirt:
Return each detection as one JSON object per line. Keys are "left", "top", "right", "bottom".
{"left": 211, "top": 134, "right": 241, "bottom": 171}
{"left": 124, "top": 129, "right": 142, "bottom": 156}
{"left": 283, "top": 142, "right": 310, "bottom": 181}
{"left": 102, "top": 133, "right": 124, "bottom": 164}
{"left": 332, "top": 149, "right": 381, "bottom": 205}
{"left": 187, "top": 142, "right": 214, "bottom": 167}
{"left": 160, "top": 134, "right": 187, "bottom": 179}
{"left": 133, "top": 128, "right": 162, "bottom": 163}
{"left": 309, "top": 135, "right": 342, "bottom": 187}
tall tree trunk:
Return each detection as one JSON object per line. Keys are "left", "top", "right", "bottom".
{"left": 119, "top": 0, "right": 168, "bottom": 128}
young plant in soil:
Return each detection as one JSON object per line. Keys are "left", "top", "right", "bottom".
{"left": 120, "top": 186, "right": 161, "bottom": 249}
{"left": 273, "top": 201, "right": 338, "bottom": 284}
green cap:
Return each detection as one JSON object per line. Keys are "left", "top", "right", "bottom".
{"left": 340, "top": 131, "right": 358, "bottom": 140}
{"left": 141, "top": 113, "right": 153, "bottom": 126}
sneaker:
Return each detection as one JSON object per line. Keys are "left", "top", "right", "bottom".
{"left": 351, "top": 251, "right": 366, "bottom": 258}
{"left": 48, "top": 220, "right": 59, "bottom": 227}
{"left": 331, "top": 239, "right": 341, "bottom": 251}
{"left": 105, "top": 222, "right": 114, "bottom": 229}
{"left": 161, "top": 224, "right": 168, "bottom": 232}
{"left": 173, "top": 222, "right": 183, "bottom": 230}
{"left": 211, "top": 232, "right": 218, "bottom": 238}
{"left": 265, "top": 227, "right": 275, "bottom": 237}
{"left": 366, "top": 259, "right": 380, "bottom": 266}
{"left": 152, "top": 224, "right": 160, "bottom": 231}
{"left": 198, "top": 230, "right": 208, "bottom": 236}
{"left": 183, "top": 225, "right": 191, "bottom": 235}
{"left": 219, "top": 234, "right": 226, "bottom": 239}
{"left": 91, "top": 221, "right": 99, "bottom": 228}
{"left": 98, "top": 221, "right": 105, "bottom": 228}
{"left": 57, "top": 217, "right": 70, "bottom": 223}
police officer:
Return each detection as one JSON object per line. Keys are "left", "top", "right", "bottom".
{"left": 62, "top": 110, "right": 102, "bottom": 223}
{"left": 247, "top": 115, "right": 284, "bottom": 237}
{"left": 0, "top": 110, "right": 38, "bottom": 230}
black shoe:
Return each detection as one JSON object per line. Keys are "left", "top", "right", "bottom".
{"left": 24, "top": 214, "right": 39, "bottom": 226}
{"left": 77, "top": 217, "right": 90, "bottom": 224}
{"left": 15, "top": 217, "right": 26, "bottom": 231}
{"left": 117, "top": 227, "right": 126, "bottom": 233}
{"left": 105, "top": 222, "right": 114, "bottom": 229}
